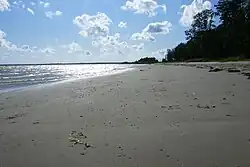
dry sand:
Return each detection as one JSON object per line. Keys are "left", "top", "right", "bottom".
{"left": 0, "top": 65, "right": 250, "bottom": 167}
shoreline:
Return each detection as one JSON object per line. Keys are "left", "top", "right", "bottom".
{"left": 0, "top": 67, "right": 136, "bottom": 94}
{"left": 1, "top": 65, "right": 250, "bottom": 167}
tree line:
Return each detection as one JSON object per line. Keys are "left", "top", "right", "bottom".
{"left": 165, "top": 0, "right": 250, "bottom": 62}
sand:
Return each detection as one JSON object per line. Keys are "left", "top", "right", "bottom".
{"left": 0, "top": 65, "right": 250, "bottom": 167}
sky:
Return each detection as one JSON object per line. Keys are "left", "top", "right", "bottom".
{"left": 0, "top": 0, "right": 216, "bottom": 64}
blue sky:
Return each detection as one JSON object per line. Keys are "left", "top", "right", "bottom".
{"left": 0, "top": 0, "right": 215, "bottom": 63}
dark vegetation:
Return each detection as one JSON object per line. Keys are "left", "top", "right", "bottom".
{"left": 133, "top": 57, "right": 159, "bottom": 64}
{"left": 165, "top": 0, "right": 250, "bottom": 62}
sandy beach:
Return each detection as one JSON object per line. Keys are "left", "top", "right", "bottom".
{"left": 1, "top": 64, "right": 250, "bottom": 167}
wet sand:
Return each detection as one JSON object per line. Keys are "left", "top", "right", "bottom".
{"left": 1, "top": 65, "right": 250, "bottom": 167}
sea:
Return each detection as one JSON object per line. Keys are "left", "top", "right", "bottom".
{"left": 0, "top": 64, "right": 134, "bottom": 92}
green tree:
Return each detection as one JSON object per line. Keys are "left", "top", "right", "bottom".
{"left": 185, "top": 9, "right": 215, "bottom": 40}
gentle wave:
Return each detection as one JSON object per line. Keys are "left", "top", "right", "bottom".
{"left": 0, "top": 64, "right": 134, "bottom": 92}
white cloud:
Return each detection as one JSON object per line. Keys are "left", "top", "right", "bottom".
{"left": 43, "top": 2, "right": 50, "bottom": 8}
{"left": 131, "top": 43, "right": 144, "bottom": 51}
{"left": 143, "top": 21, "right": 172, "bottom": 34}
{"left": 0, "top": 0, "right": 9, "bottom": 11}
{"left": 180, "top": 0, "right": 212, "bottom": 27}
{"left": 153, "top": 48, "right": 168, "bottom": 56}
{"left": 130, "top": 32, "right": 155, "bottom": 41}
{"left": 1, "top": 30, "right": 57, "bottom": 57}
{"left": 12, "top": 1, "right": 18, "bottom": 5}
{"left": 121, "top": 0, "right": 166, "bottom": 17}
{"left": 11, "top": 0, "right": 26, "bottom": 9}
{"left": 152, "top": 48, "right": 169, "bottom": 59}
{"left": 93, "top": 33, "right": 129, "bottom": 55}
{"left": 45, "top": 10, "right": 62, "bottom": 19}
{"left": 30, "top": 2, "right": 36, "bottom": 6}
{"left": 61, "top": 42, "right": 92, "bottom": 56}
{"left": 84, "top": 50, "right": 92, "bottom": 56}
{"left": 40, "top": 47, "right": 56, "bottom": 54}
{"left": 20, "top": 45, "right": 33, "bottom": 52}
{"left": 27, "top": 7, "right": 34, "bottom": 15}
{"left": 0, "top": 30, "right": 16, "bottom": 50}
{"left": 118, "top": 21, "right": 127, "bottom": 28}
{"left": 130, "top": 21, "right": 172, "bottom": 41}
{"left": 62, "top": 42, "right": 83, "bottom": 53}
{"left": 39, "top": 1, "right": 44, "bottom": 5}
{"left": 73, "top": 12, "right": 112, "bottom": 38}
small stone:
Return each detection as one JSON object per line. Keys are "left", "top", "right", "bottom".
{"left": 128, "top": 157, "right": 132, "bottom": 159}
{"left": 161, "top": 105, "right": 167, "bottom": 109}
{"left": 228, "top": 68, "right": 241, "bottom": 73}
{"left": 80, "top": 153, "right": 85, "bottom": 155}
{"left": 80, "top": 116, "right": 83, "bottom": 118}
{"left": 243, "top": 72, "right": 250, "bottom": 77}
{"left": 209, "top": 67, "right": 223, "bottom": 72}
{"left": 84, "top": 143, "right": 92, "bottom": 148}
{"left": 226, "top": 114, "right": 232, "bottom": 117}
{"left": 160, "top": 149, "right": 164, "bottom": 152}
{"left": 223, "top": 97, "right": 227, "bottom": 100}
{"left": 212, "top": 105, "right": 216, "bottom": 108}
{"left": 7, "top": 116, "right": 16, "bottom": 120}
{"left": 33, "top": 121, "right": 40, "bottom": 125}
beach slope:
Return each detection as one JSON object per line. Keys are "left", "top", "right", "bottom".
{"left": 1, "top": 65, "right": 250, "bottom": 167}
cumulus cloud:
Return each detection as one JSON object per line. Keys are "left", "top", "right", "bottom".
{"left": 73, "top": 12, "right": 112, "bottom": 38}
{"left": 130, "top": 21, "right": 172, "bottom": 41}
{"left": 180, "top": 0, "right": 212, "bottom": 27}
{"left": 40, "top": 47, "right": 56, "bottom": 54}
{"left": 143, "top": 21, "right": 172, "bottom": 34}
{"left": 45, "top": 10, "right": 62, "bottom": 19}
{"left": 131, "top": 43, "right": 144, "bottom": 51}
{"left": 121, "top": 0, "right": 166, "bottom": 17}
{"left": 0, "top": 0, "right": 9, "bottom": 11}
{"left": 30, "top": 2, "right": 36, "bottom": 6}
{"left": 43, "top": 2, "right": 50, "bottom": 8}
{"left": 20, "top": 45, "right": 33, "bottom": 52}
{"left": 153, "top": 48, "right": 168, "bottom": 56}
{"left": 1, "top": 30, "right": 56, "bottom": 55}
{"left": 0, "top": 30, "right": 16, "bottom": 50}
{"left": 152, "top": 48, "right": 169, "bottom": 60}
{"left": 61, "top": 42, "right": 92, "bottom": 56}
{"left": 118, "top": 21, "right": 127, "bottom": 28}
{"left": 27, "top": 7, "right": 34, "bottom": 15}
{"left": 12, "top": 1, "right": 18, "bottom": 6}
{"left": 93, "top": 33, "right": 130, "bottom": 55}
{"left": 62, "top": 42, "right": 83, "bottom": 53}
{"left": 130, "top": 32, "right": 155, "bottom": 41}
